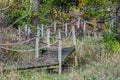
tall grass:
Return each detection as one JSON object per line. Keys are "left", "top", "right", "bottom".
{"left": 0, "top": 35, "right": 120, "bottom": 80}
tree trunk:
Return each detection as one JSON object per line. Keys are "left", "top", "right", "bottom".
{"left": 30, "top": 0, "right": 39, "bottom": 26}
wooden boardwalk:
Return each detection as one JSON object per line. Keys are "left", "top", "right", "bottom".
{"left": 2, "top": 47, "right": 75, "bottom": 70}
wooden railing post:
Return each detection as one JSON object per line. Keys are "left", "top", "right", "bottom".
{"left": 18, "top": 25, "right": 21, "bottom": 41}
{"left": 72, "top": 26, "right": 78, "bottom": 66}
{"left": 24, "top": 24, "right": 28, "bottom": 32}
{"left": 83, "top": 21, "right": 86, "bottom": 35}
{"left": 41, "top": 24, "right": 44, "bottom": 37}
{"left": 28, "top": 26, "right": 31, "bottom": 39}
{"left": 72, "top": 26, "right": 76, "bottom": 47}
{"left": 58, "top": 30, "right": 62, "bottom": 74}
{"left": 54, "top": 21, "right": 56, "bottom": 33}
{"left": 35, "top": 26, "right": 40, "bottom": 59}
{"left": 24, "top": 24, "right": 28, "bottom": 40}
{"left": 65, "top": 23, "right": 68, "bottom": 37}
{"left": 47, "top": 27, "right": 50, "bottom": 48}
{"left": 78, "top": 17, "right": 80, "bottom": 28}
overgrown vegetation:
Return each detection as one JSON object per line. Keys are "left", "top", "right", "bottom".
{"left": 0, "top": 0, "right": 120, "bottom": 80}
{"left": 0, "top": 36, "right": 120, "bottom": 80}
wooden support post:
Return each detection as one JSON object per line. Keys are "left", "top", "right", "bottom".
{"left": 78, "top": 17, "right": 80, "bottom": 28}
{"left": 72, "top": 26, "right": 78, "bottom": 66}
{"left": 28, "top": 26, "right": 31, "bottom": 39}
{"left": 47, "top": 28, "right": 50, "bottom": 48}
{"left": 58, "top": 30, "right": 62, "bottom": 74}
{"left": 54, "top": 21, "right": 56, "bottom": 33}
{"left": 41, "top": 24, "right": 44, "bottom": 37}
{"left": 72, "top": 26, "right": 76, "bottom": 47}
{"left": 65, "top": 23, "right": 68, "bottom": 37}
{"left": 24, "top": 24, "right": 28, "bottom": 40}
{"left": 110, "top": 19, "right": 114, "bottom": 30}
{"left": 35, "top": 26, "right": 40, "bottom": 59}
{"left": 18, "top": 25, "right": 21, "bottom": 40}
{"left": 25, "top": 24, "right": 28, "bottom": 32}
{"left": 83, "top": 21, "right": 86, "bottom": 35}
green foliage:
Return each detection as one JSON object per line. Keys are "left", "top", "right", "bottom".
{"left": 79, "top": 0, "right": 116, "bottom": 20}
{"left": 104, "top": 31, "right": 120, "bottom": 52}
{"left": 3, "top": 0, "right": 31, "bottom": 26}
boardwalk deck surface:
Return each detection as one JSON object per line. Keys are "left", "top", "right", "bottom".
{"left": 1, "top": 47, "right": 75, "bottom": 70}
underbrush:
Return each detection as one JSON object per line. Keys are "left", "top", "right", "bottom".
{"left": 0, "top": 35, "right": 120, "bottom": 80}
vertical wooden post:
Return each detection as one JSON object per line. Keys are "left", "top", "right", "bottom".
{"left": 54, "top": 21, "right": 56, "bottom": 33}
{"left": 72, "top": 26, "right": 78, "bottom": 66}
{"left": 24, "top": 24, "right": 28, "bottom": 40}
{"left": 94, "top": 26, "right": 97, "bottom": 39}
{"left": 35, "top": 26, "right": 40, "bottom": 59}
{"left": 72, "top": 26, "right": 76, "bottom": 47}
{"left": 28, "top": 26, "right": 31, "bottom": 39}
{"left": 83, "top": 21, "right": 86, "bottom": 35}
{"left": 111, "top": 19, "right": 114, "bottom": 30}
{"left": 25, "top": 24, "right": 28, "bottom": 32}
{"left": 18, "top": 25, "right": 21, "bottom": 40}
{"left": 65, "top": 23, "right": 68, "bottom": 37}
{"left": 78, "top": 17, "right": 80, "bottom": 28}
{"left": 58, "top": 30, "right": 62, "bottom": 74}
{"left": 47, "top": 28, "right": 50, "bottom": 48}
{"left": 41, "top": 24, "right": 44, "bottom": 37}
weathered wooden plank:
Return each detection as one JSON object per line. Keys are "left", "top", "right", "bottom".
{"left": 2, "top": 47, "right": 75, "bottom": 70}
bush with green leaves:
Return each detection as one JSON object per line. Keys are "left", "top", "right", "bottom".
{"left": 104, "top": 31, "right": 120, "bottom": 52}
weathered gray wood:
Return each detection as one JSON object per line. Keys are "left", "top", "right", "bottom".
{"left": 83, "top": 21, "right": 86, "bottom": 34}
{"left": 24, "top": 24, "right": 28, "bottom": 32}
{"left": 24, "top": 24, "right": 28, "bottom": 39}
{"left": 75, "top": 55, "right": 78, "bottom": 66}
{"left": 28, "top": 26, "right": 31, "bottom": 34}
{"left": 72, "top": 26, "right": 76, "bottom": 47}
{"left": 41, "top": 24, "right": 44, "bottom": 37}
{"left": 47, "top": 28, "right": 50, "bottom": 48}
{"left": 58, "top": 30, "right": 62, "bottom": 74}
{"left": 27, "top": 26, "right": 31, "bottom": 39}
{"left": 18, "top": 25, "right": 21, "bottom": 38}
{"left": 35, "top": 26, "right": 40, "bottom": 59}
{"left": 111, "top": 19, "right": 114, "bottom": 29}
{"left": 65, "top": 23, "right": 68, "bottom": 37}
{"left": 54, "top": 21, "right": 56, "bottom": 33}
{"left": 78, "top": 17, "right": 80, "bottom": 28}
{"left": 18, "top": 25, "right": 21, "bottom": 41}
